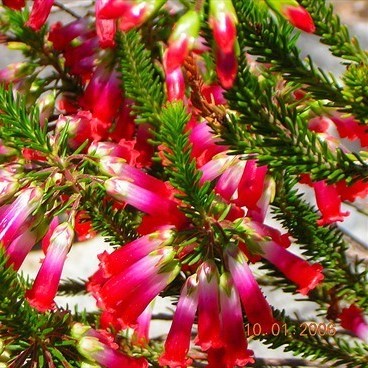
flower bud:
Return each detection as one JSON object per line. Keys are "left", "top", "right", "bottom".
{"left": 265, "top": 0, "right": 315, "bottom": 33}
{"left": 164, "top": 10, "right": 201, "bottom": 72}
{"left": 209, "top": 0, "right": 238, "bottom": 53}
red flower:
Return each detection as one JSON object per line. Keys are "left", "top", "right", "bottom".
{"left": 209, "top": 0, "right": 238, "bottom": 54}
{"left": 0, "top": 187, "right": 43, "bottom": 248}
{"left": 282, "top": 5, "right": 315, "bottom": 33}
{"left": 313, "top": 180, "right": 349, "bottom": 225}
{"left": 2, "top": 0, "right": 25, "bottom": 9}
{"left": 196, "top": 261, "right": 222, "bottom": 350}
{"left": 259, "top": 240, "right": 324, "bottom": 294}
{"left": 218, "top": 273, "right": 254, "bottom": 367}
{"left": 215, "top": 48, "right": 238, "bottom": 89}
{"left": 227, "top": 246, "right": 276, "bottom": 333}
{"left": 26, "top": 0, "right": 54, "bottom": 31}
{"left": 25, "top": 223, "right": 74, "bottom": 312}
{"left": 159, "top": 275, "right": 199, "bottom": 368}
{"left": 339, "top": 305, "right": 368, "bottom": 343}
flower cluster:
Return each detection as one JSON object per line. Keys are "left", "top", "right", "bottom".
{"left": 0, "top": 1, "right": 367, "bottom": 367}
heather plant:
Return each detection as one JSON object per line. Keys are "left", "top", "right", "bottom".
{"left": 0, "top": 0, "right": 367, "bottom": 367}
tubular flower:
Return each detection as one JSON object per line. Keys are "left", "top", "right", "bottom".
{"left": 164, "top": 65, "right": 185, "bottom": 102}
{"left": 95, "top": 247, "right": 180, "bottom": 327}
{"left": 209, "top": 0, "right": 238, "bottom": 54}
{"left": 215, "top": 48, "right": 238, "bottom": 89}
{"left": 79, "top": 64, "right": 123, "bottom": 123}
{"left": 190, "top": 121, "right": 227, "bottom": 167}
{"left": 0, "top": 187, "right": 43, "bottom": 248}
{"left": 195, "top": 261, "right": 222, "bottom": 350}
{"left": 218, "top": 273, "right": 254, "bottom": 367}
{"left": 48, "top": 19, "right": 92, "bottom": 51}
{"left": 159, "top": 275, "right": 199, "bottom": 368}
{"left": 104, "top": 176, "right": 187, "bottom": 230}
{"left": 313, "top": 180, "right": 349, "bottom": 225}
{"left": 95, "top": 0, "right": 116, "bottom": 48}
{"left": 97, "top": 0, "right": 135, "bottom": 19}
{"left": 97, "top": 229, "right": 174, "bottom": 277}
{"left": 117, "top": 0, "right": 165, "bottom": 32}
{"left": 105, "top": 177, "right": 179, "bottom": 217}
{"left": 258, "top": 240, "right": 324, "bottom": 295}
{"left": 25, "top": 222, "right": 74, "bottom": 312}
{"left": 99, "top": 157, "right": 172, "bottom": 196}
{"left": 227, "top": 246, "right": 276, "bottom": 333}
{"left": 77, "top": 336, "right": 148, "bottom": 368}
{"left": 235, "top": 160, "right": 268, "bottom": 209}
{"left": 339, "top": 305, "right": 368, "bottom": 343}
{"left": 164, "top": 10, "right": 201, "bottom": 72}
{"left": 265, "top": 0, "right": 315, "bottom": 33}
{"left": 132, "top": 302, "right": 154, "bottom": 346}
{"left": 25, "top": 0, "right": 54, "bottom": 31}
{"left": 5, "top": 218, "right": 48, "bottom": 271}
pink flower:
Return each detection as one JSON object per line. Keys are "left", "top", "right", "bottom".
{"left": 235, "top": 160, "right": 267, "bottom": 209}
{"left": 215, "top": 48, "right": 238, "bottom": 89}
{"left": 259, "top": 241, "right": 324, "bottom": 295}
{"left": 95, "top": 247, "right": 180, "bottom": 327}
{"left": 5, "top": 219, "right": 48, "bottom": 270}
{"left": 98, "top": 229, "right": 174, "bottom": 277}
{"left": 218, "top": 273, "right": 254, "bottom": 367}
{"left": 26, "top": 0, "right": 54, "bottom": 31}
{"left": 133, "top": 302, "right": 154, "bottom": 346}
{"left": 0, "top": 62, "right": 35, "bottom": 86}
{"left": 88, "top": 141, "right": 140, "bottom": 165}
{"left": 48, "top": 19, "right": 92, "bottom": 51}
{"left": 97, "top": 0, "right": 135, "bottom": 19}
{"left": 227, "top": 246, "right": 276, "bottom": 333}
{"left": 77, "top": 336, "right": 148, "bottom": 368}
{"left": 282, "top": 5, "right": 316, "bottom": 33}
{"left": 209, "top": 0, "right": 238, "bottom": 53}
{"left": 159, "top": 275, "right": 199, "bottom": 368}
{"left": 79, "top": 64, "right": 123, "bottom": 123}
{"left": 190, "top": 121, "right": 227, "bottom": 167}
{"left": 105, "top": 177, "right": 179, "bottom": 217}
{"left": 25, "top": 222, "right": 74, "bottom": 312}
{"left": 164, "top": 10, "right": 200, "bottom": 72}
{"left": 195, "top": 261, "right": 222, "bottom": 350}
{"left": 335, "top": 179, "right": 368, "bottom": 202}
{"left": 113, "top": 259, "right": 180, "bottom": 328}
{"left": 0, "top": 187, "right": 43, "bottom": 248}
{"left": 164, "top": 66, "right": 185, "bottom": 101}
{"left": 117, "top": 0, "right": 165, "bottom": 32}
{"left": 339, "top": 305, "right": 368, "bottom": 343}
{"left": 330, "top": 115, "right": 368, "bottom": 147}
{"left": 313, "top": 180, "right": 349, "bottom": 225}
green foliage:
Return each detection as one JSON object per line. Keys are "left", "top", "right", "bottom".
{"left": 81, "top": 187, "right": 139, "bottom": 247}
{"left": 157, "top": 102, "right": 216, "bottom": 222}
{"left": 117, "top": 30, "right": 165, "bottom": 126}
{"left": 272, "top": 175, "right": 368, "bottom": 310}
{"left": 223, "top": 64, "right": 368, "bottom": 183}
{"left": 0, "top": 85, "right": 51, "bottom": 154}
{"left": 232, "top": 0, "right": 344, "bottom": 104}
{"left": 0, "top": 249, "right": 81, "bottom": 368}
{"left": 255, "top": 309, "right": 368, "bottom": 368}
{"left": 298, "top": 0, "right": 368, "bottom": 64}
